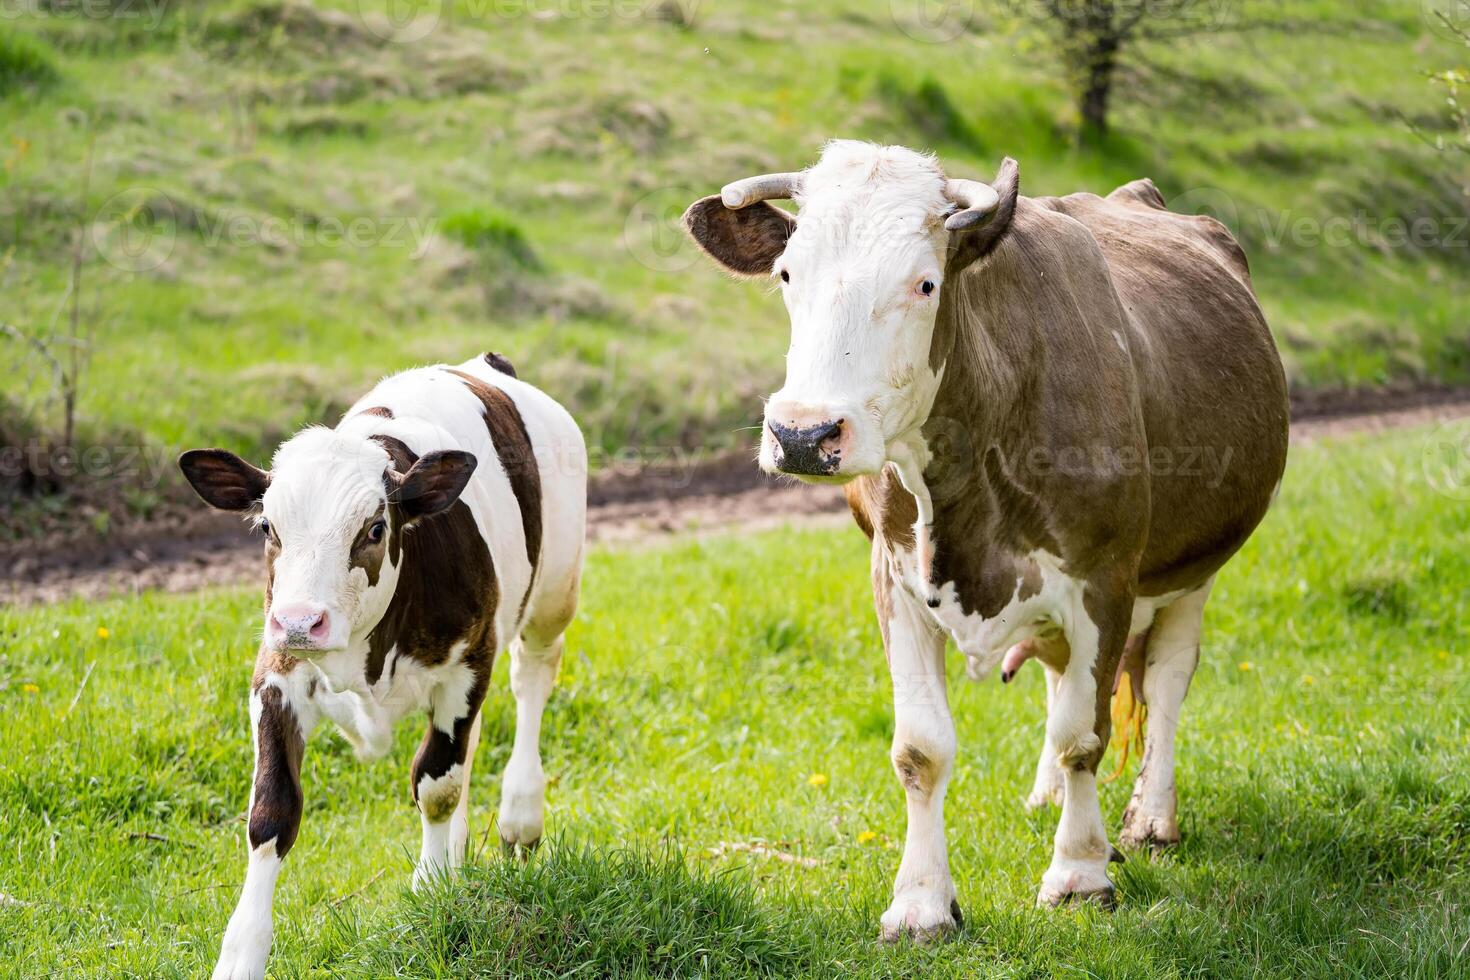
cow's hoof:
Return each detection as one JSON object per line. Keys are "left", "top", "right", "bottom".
{"left": 500, "top": 835, "right": 541, "bottom": 861}
{"left": 1037, "top": 863, "right": 1116, "bottom": 910}
{"left": 1119, "top": 810, "right": 1180, "bottom": 852}
{"left": 879, "top": 895, "right": 961, "bottom": 944}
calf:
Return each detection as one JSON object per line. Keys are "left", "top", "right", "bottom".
{"left": 181, "top": 353, "right": 585, "bottom": 980}
{"left": 684, "top": 142, "right": 1288, "bottom": 937}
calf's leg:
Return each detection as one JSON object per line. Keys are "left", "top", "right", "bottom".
{"left": 1121, "top": 581, "right": 1211, "bottom": 850}
{"left": 498, "top": 631, "right": 564, "bottom": 852}
{"left": 412, "top": 665, "right": 489, "bottom": 890}
{"left": 879, "top": 582, "right": 959, "bottom": 942}
{"left": 214, "top": 683, "right": 306, "bottom": 980}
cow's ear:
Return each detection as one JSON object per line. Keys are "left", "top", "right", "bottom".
{"left": 179, "top": 449, "right": 270, "bottom": 511}
{"left": 393, "top": 450, "right": 477, "bottom": 520}
{"left": 945, "top": 157, "right": 1020, "bottom": 271}
{"left": 682, "top": 196, "right": 795, "bottom": 278}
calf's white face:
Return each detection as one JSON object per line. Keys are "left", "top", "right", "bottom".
{"left": 179, "top": 431, "right": 476, "bottom": 653}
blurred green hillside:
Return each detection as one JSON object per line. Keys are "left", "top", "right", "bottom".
{"left": 1, "top": 0, "right": 1467, "bottom": 476}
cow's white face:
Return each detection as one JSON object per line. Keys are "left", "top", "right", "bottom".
{"left": 684, "top": 142, "right": 1012, "bottom": 484}
{"left": 179, "top": 433, "right": 477, "bottom": 654}
{"left": 762, "top": 146, "right": 952, "bottom": 481}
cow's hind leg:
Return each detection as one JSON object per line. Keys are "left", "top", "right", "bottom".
{"left": 1038, "top": 590, "right": 1130, "bottom": 909}
{"left": 412, "top": 663, "right": 489, "bottom": 890}
{"left": 498, "top": 629, "right": 563, "bottom": 853}
{"left": 1121, "top": 581, "right": 1211, "bottom": 851}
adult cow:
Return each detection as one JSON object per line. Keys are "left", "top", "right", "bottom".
{"left": 181, "top": 353, "right": 586, "bottom": 979}
{"left": 683, "top": 141, "right": 1287, "bottom": 938}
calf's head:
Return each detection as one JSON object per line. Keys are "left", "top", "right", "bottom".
{"left": 179, "top": 430, "right": 476, "bottom": 652}
{"left": 684, "top": 141, "right": 1017, "bottom": 482}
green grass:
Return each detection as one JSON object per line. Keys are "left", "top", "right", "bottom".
{"left": 0, "top": 0, "right": 1467, "bottom": 472}
{"left": 2, "top": 425, "right": 1468, "bottom": 977}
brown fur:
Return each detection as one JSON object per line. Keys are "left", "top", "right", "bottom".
{"left": 683, "top": 196, "right": 796, "bottom": 277}
{"left": 245, "top": 681, "right": 305, "bottom": 857}
{"left": 445, "top": 368, "right": 543, "bottom": 623}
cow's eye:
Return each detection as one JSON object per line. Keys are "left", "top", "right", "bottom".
{"left": 258, "top": 518, "right": 271, "bottom": 537}
{"left": 919, "top": 279, "right": 936, "bottom": 296}
{"left": 367, "top": 519, "right": 386, "bottom": 544}
{"left": 779, "top": 269, "right": 790, "bottom": 283}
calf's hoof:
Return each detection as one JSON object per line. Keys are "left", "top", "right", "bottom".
{"left": 1037, "top": 863, "right": 1116, "bottom": 910}
{"left": 879, "top": 895, "right": 961, "bottom": 944}
{"left": 1119, "top": 809, "right": 1180, "bottom": 852}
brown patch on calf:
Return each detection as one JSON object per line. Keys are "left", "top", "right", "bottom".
{"left": 247, "top": 681, "right": 305, "bottom": 857}
{"left": 357, "top": 405, "right": 394, "bottom": 419}
{"left": 483, "top": 351, "right": 517, "bottom": 378}
{"left": 348, "top": 505, "right": 387, "bottom": 588}
{"left": 445, "top": 368, "right": 542, "bottom": 621}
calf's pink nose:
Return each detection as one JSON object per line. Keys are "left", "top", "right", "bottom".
{"left": 270, "top": 603, "right": 329, "bottom": 641}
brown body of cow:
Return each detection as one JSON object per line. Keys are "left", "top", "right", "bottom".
{"left": 684, "top": 142, "right": 1287, "bottom": 936}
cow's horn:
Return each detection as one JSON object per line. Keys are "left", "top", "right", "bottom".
{"left": 720, "top": 172, "right": 803, "bottom": 209}
{"left": 943, "top": 178, "right": 1001, "bottom": 232}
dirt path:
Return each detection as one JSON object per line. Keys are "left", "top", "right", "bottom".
{"left": 5, "top": 390, "right": 1468, "bottom": 606}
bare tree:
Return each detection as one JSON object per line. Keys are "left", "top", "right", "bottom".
{"left": 1006, "top": 0, "right": 1295, "bottom": 144}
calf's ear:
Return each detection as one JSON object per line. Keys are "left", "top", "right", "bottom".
{"left": 178, "top": 449, "right": 270, "bottom": 511}
{"left": 682, "top": 196, "right": 795, "bottom": 277}
{"left": 393, "top": 450, "right": 478, "bottom": 520}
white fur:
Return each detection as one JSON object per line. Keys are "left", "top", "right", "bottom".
{"left": 760, "top": 142, "right": 953, "bottom": 478}
{"left": 212, "top": 842, "right": 281, "bottom": 980}
{"left": 879, "top": 584, "right": 957, "bottom": 941}
{"left": 1122, "top": 580, "right": 1212, "bottom": 847}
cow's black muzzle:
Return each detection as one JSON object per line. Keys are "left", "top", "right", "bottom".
{"left": 768, "top": 419, "right": 843, "bottom": 476}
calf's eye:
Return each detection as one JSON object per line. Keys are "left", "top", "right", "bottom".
{"left": 367, "top": 519, "right": 386, "bottom": 544}
{"left": 779, "top": 269, "right": 790, "bottom": 283}
{"left": 258, "top": 519, "right": 271, "bottom": 537}
{"left": 920, "top": 279, "right": 936, "bottom": 296}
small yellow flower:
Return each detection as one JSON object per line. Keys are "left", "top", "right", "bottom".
{"left": 21, "top": 684, "right": 39, "bottom": 695}
{"left": 1438, "top": 651, "right": 1450, "bottom": 660}
{"left": 1238, "top": 662, "right": 1253, "bottom": 672}
{"left": 857, "top": 830, "right": 878, "bottom": 844}
{"left": 1302, "top": 674, "right": 1315, "bottom": 685}
{"left": 97, "top": 627, "right": 110, "bottom": 640}
{"left": 807, "top": 772, "right": 828, "bottom": 788}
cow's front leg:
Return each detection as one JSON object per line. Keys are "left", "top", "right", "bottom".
{"left": 214, "top": 683, "right": 306, "bottom": 980}
{"left": 499, "top": 632, "right": 563, "bottom": 852}
{"left": 879, "top": 584, "right": 958, "bottom": 942}
{"left": 412, "top": 666, "right": 489, "bottom": 890}
{"left": 1037, "top": 591, "right": 1130, "bottom": 908}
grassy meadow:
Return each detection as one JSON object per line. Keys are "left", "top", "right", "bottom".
{"left": 1, "top": 0, "right": 1468, "bottom": 483}
{"left": 2, "top": 424, "right": 1468, "bottom": 977}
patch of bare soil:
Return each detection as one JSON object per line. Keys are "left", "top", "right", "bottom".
{"left": 4, "top": 388, "right": 1468, "bottom": 606}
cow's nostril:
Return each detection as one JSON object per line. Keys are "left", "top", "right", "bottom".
{"left": 814, "top": 419, "right": 843, "bottom": 443}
